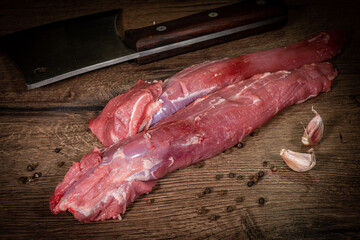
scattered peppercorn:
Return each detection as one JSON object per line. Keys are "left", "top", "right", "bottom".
{"left": 197, "top": 206, "right": 209, "bottom": 215}
{"left": 18, "top": 176, "right": 28, "bottom": 184}
{"left": 262, "top": 161, "right": 268, "bottom": 167}
{"left": 18, "top": 171, "right": 42, "bottom": 184}
{"left": 250, "top": 131, "right": 257, "bottom": 136}
{"left": 225, "top": 206, "right": 235, "bottom": 213}
{"left": 218, "top": 190, "right": 228, "bottom": 196}
{"left": 237, "top": 175, "right": 244, "bottom": 180}
{"left": 270, "top": 165, "right": 278, "bottom": 172}
{"left": 27, "top": 176, "right": 35, "bottom": 182}
{"left": 258, "top": 171, "right": 265, "bottom": 177}
{"left": 55, "top": 148, "right": 62, "bottom": 153}
{"left": 236, "top": 142, "right": 244, "bottom": 148}
{"left": 57, "top": 161, "right": 65, "bottom": 167}
{"left": 215, "top": 174, "right": 224, "bottom": 180}
{"left": 203, "top": 187, "right": 213, "bottom": 194}
{"left": 26, "top": 163, "right": 38, "bottom": 172}
{"left": 33, "top": 172, "right": 42, "bottom": 178}
{"left": 247, "top": 181, "right": 254, "bottom": 187}
{"left": 252, "top": 175, "right": 259, "bottom": 183}
{"left": 258, "top": 197, "right": 265, "bottom": 205}
{"left": 223, "top": 148, "right": 233, "bottom": 154}
{"left": 235, "top": 196, "right": 244, "bottom": 203}
{"left": 146, "top": 199, "right": 155, "bottom": 204}
{"left": 228, "top": 173, "right": 236, "bottom": 178}
{"left": 208, "top": 214, "right": 221, "bottom": 221}
{"left": 194, "top": 161, "right": 205, "bottom": 168}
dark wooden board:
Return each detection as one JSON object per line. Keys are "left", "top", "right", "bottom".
{"left": 0, "top": 0, "right": 360, "bottom": 239}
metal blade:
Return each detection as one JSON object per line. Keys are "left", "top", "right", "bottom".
{"left": 0, "top": 10, "right": 135, "bottom": 89}
{"left": 1, "top": 9, "right": 287, "bottom": 89}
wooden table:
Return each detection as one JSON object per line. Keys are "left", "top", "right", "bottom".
{"left": 1, "top": 0, "right": 359, "bottom": 239}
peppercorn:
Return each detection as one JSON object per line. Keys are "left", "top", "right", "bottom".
{"left": 258, "top": 171, "right": 265, "bottom": 178}
{"left": 250, "top": 131, "right": 256, "bottom": 136}
{"left": 33, "top": 172, "right": 42, "bottom": 178}
{"left": 194, "top": 161, "right": 205, "bottom": 168}
{"left": 235, "top": 196, "right": 244, "bottom": 203}
{"left": 247, "top": 181, "right": 254, "bottom": 187}
{"left": 258, "top": 197, "right": 265, "bottom": 205}
{"left": 197, "top": 206, "right": 209, "bottom": 215}
{"left": 215, "top": 174, "right": 224, "bottom": 180}
{"left": 237, "top": 175, "right": 244, "bottom": 180}
{"left": 18, "top": 176, "right": 28, "bottom": 184}
{"left": 203, "top": 187, "right": 213, "bottom": 194}
{"left": 57, "top": 161, "right": 65, "bottom": 167}
{"left": 27, "top": 163, "right": 38, "bottom": 172}
{"left": 27, "top": 176, "right": 35, "bottom": 183}
{"left": 228, "top": 173, "right": 236, "bottom": 178}
{"left": 262, "top": 161, "right": 268, "bottom": 167}
{"left": 270, "top": 165, "right": 278, "bottom": 172}
{"left": 225, "top": 206, "right": 235, "bottom": 213}
{"left": 236, "top": 142, "right": 244, "bottom": 148}
{"left": 55, "top": 148, "right": 62, "bottom": 153}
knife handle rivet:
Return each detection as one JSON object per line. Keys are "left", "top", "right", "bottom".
{"left": 256, "top": 0, "right": 266, "bottom": 5}
{"left": 208, "top": 12, "right": 218, "bottom": 18}
{"left": 156, "top": 26, "right": 167, "bottom": 32}
{"left": 34, "top": 67, "right": 47, "bottom": 75}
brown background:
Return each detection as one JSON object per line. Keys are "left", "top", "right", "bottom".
{"left": 0, "top": 0, "right": 359, "bottom": 239}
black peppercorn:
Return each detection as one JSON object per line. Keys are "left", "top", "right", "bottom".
{"left": 236, "top": 142, "right": 244, "bottom": 148}
{"left": 225, "top": 206, "right": 235, "bottom": 213}
{"left": 208, "top": 214, "right": 220, "bottom": 221}
{"left": 215, "top": 174, "right": 224, "bottom": 180}
{"left": 228, "top": 173, "right": 236, "bottom": 178}
{"left": 197, "top": 206, "right": 209, "bottom": 215}
{"left": 203, "top": 187, "right": 213, "bottom": 194}
{"left": 247, "top": 181, "right": 254, "bottom": 187}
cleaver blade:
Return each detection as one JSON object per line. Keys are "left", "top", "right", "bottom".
{"left": 0, "top": 0, "right": 287, "bottom": 89}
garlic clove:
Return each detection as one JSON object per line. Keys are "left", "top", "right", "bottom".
{"left": 302, "top": 107, "right": 324, "bottom": 146}
{"left": 280, "top": 148, "right": 316, "bottom": 172}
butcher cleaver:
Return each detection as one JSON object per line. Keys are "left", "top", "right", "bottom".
{"left": 0, "top": 0, "right": 287, "bottom": 89}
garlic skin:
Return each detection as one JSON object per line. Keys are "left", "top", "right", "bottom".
{"left": 280, "top": 148, "right": 316, "bottom": 172}
{"left": 302, "top": 107, "right": 324, "bottom": 146}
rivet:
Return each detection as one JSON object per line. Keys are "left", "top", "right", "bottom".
{"left": 208, "top": 12, "right": 218, "bottom": 18}
{"left": 156, "top": 26, "right": 167, "bottom": 31}
{"left": 33, "top": 67, "right": 47, "bottom": 75}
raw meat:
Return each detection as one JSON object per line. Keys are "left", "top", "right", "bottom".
{"left": 150, "top": 30, "right": 344, "bottom": 125}
{"left": 88, "top": 80, "right": 162, "bottom": 146}
{"left": 50, "top": 62, "right": 337, "bottom": 222}
{"left": 89, "top": 31, "right": 345, "bottom": 146}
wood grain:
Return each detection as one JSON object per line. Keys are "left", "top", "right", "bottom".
{"left": 0, "top": 0, "right": 360, "bottom": 239}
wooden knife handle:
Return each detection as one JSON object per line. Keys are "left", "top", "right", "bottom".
{"left": 124, "top": 0, "right": 287, "bottom": 64}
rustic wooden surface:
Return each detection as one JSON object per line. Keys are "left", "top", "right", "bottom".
{"left": 0, "top": 0, "right": 359, "bottom": 239}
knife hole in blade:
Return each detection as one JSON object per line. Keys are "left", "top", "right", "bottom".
{"left": 34, "top": 67, "right": 47, "bottom": 75}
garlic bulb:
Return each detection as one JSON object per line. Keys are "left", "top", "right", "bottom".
{"left": 280, "top": 148, "right": 316, "bottom": 172}
{"left": 302, "top": 107, "right": 324, "bottom": 146}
